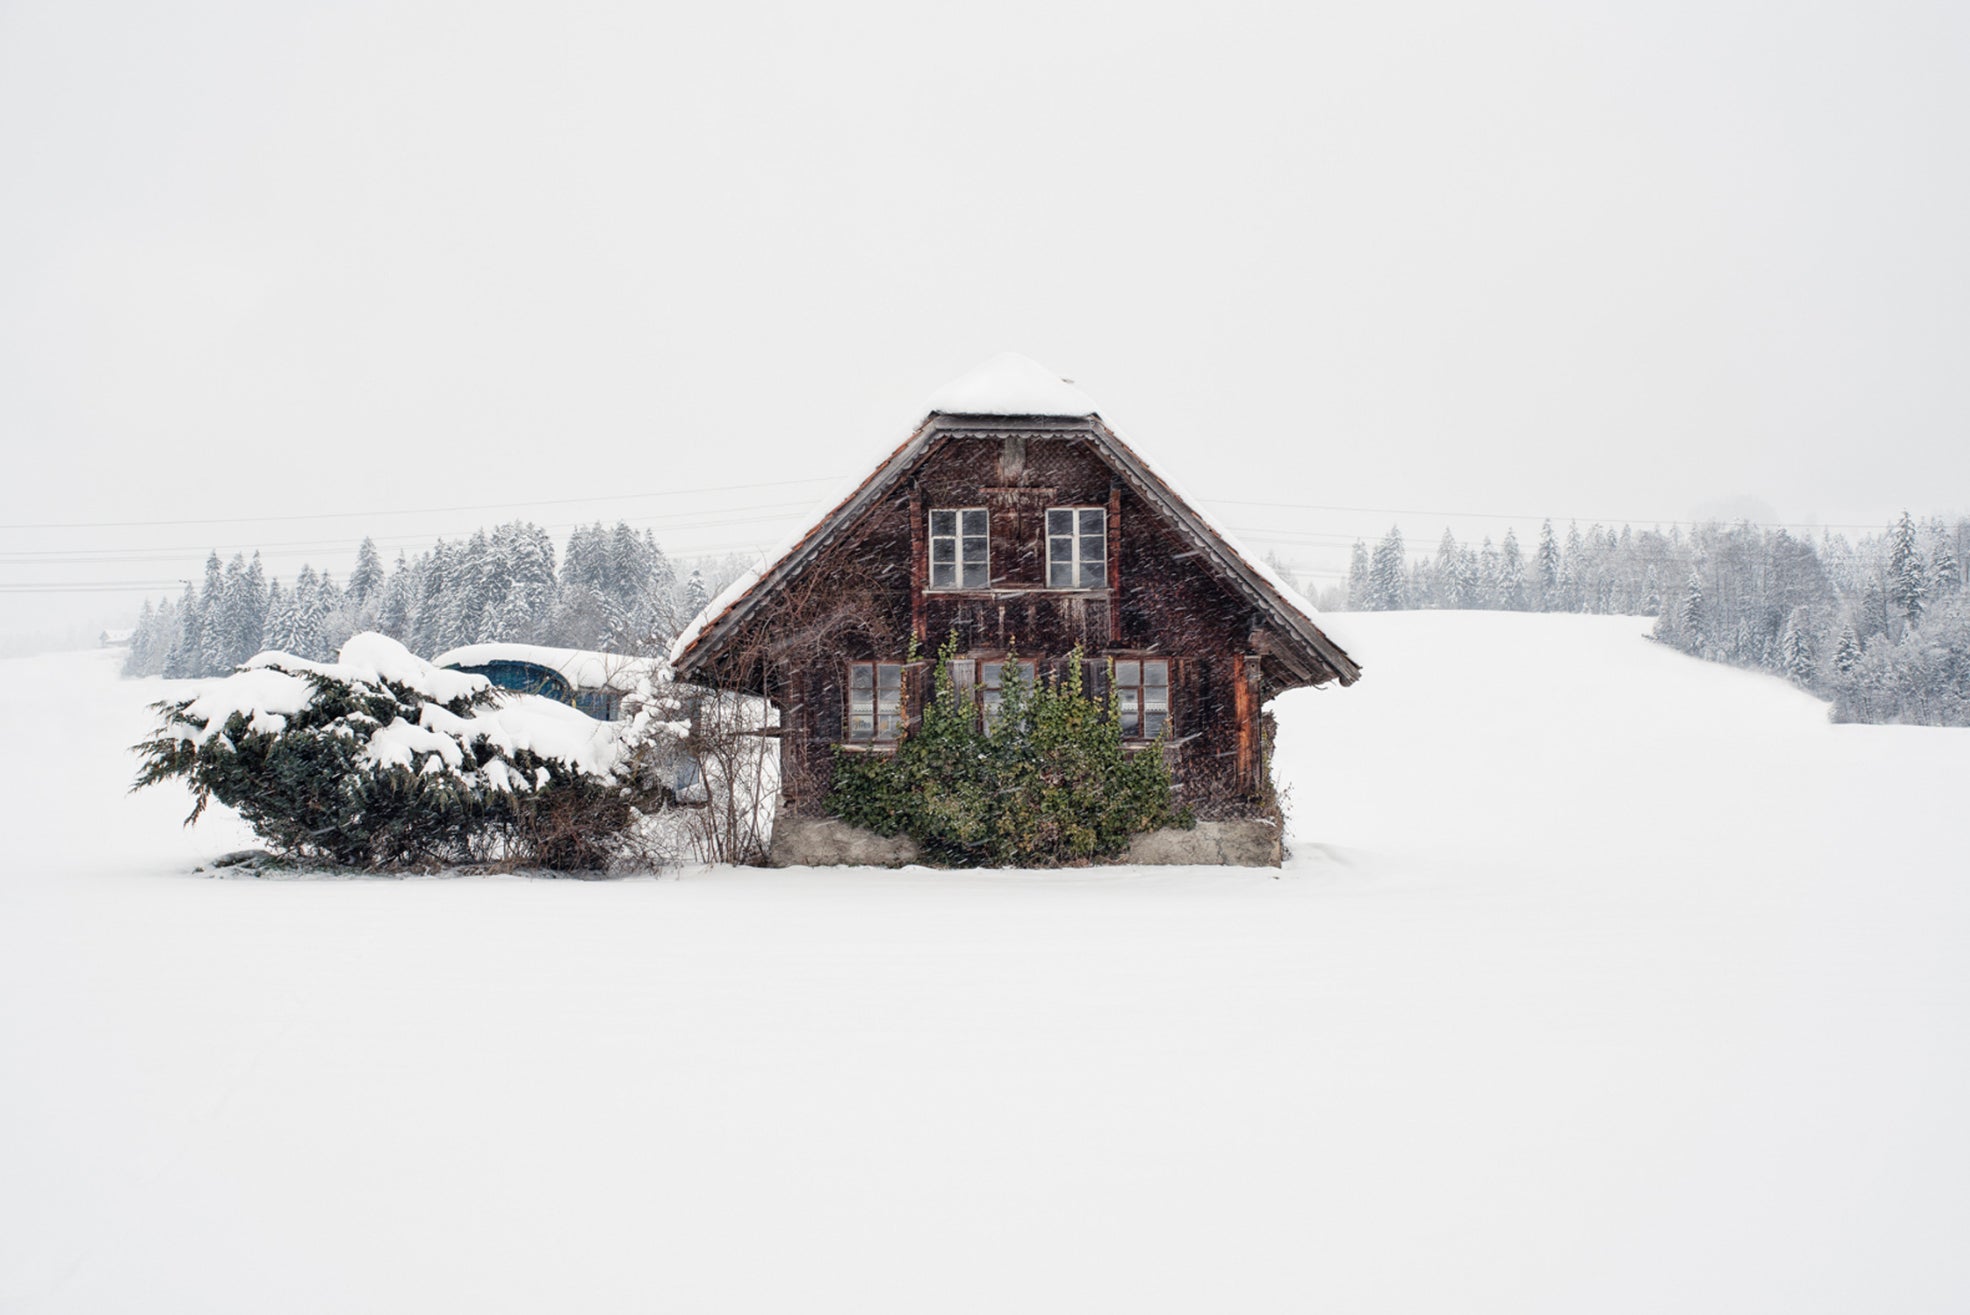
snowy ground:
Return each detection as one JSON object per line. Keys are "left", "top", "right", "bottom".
{"left": 3, "top": 614, "right": 1968, "bottom": 1313}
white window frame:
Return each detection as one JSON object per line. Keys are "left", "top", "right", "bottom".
{"left": 929, "top": 508, "right": 991, "bottom": 591}
{"left": 1111, "top": 657, "right": 1171, "bottom": 740}
{"left": 1046, "top": 507, "right": 1108, "bottom": 589}
{"left": 846, "top": 661, "right": 904, "bottom": 742}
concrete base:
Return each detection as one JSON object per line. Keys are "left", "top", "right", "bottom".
{"left": 1121, "top": 820, "right": 1283, "bottom": 867}
{"left": 768, "top": 817, "right": 921, "bottom": 868}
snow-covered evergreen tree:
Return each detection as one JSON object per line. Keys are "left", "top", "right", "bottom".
{"left": 1499, "top": 529, "right": 1526, "bottom": 611}
{"left": 1928, "top": 522, "right": 1962, "bottom": 600}
{"left": 1535, "top": 520, "right": 1561, "bottom": 610}
{"left": 348, "top": 536, "right": 385, "bottom": 607}
{"left": 1888, "top": 510, "right": 1926, "bottom": 626}
{"left": 1680, "top": 567, "right": 1707, "bottom": 654}
{"left": 1779, "top": 608, "right": 1815, "bottom": 684}
{"left": 683, "top": 568, "right": 711, "bottom": 622}
{"left": 1368, "top": 527, "right": 1406, "bottom": 611}
{"left": 1345, "top": 541, "right": 1370, "bottom": 610}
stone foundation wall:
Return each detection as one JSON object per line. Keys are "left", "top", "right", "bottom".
{"left": 767, "top": 816, "right": 1281, "bottom": 868}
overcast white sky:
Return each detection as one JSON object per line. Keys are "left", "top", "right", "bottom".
{"left": 4, "top": 0, "right": 1967, "bottom": 645}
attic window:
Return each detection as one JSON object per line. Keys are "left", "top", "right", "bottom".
{"left": 847, "top": 662, "right": 904, "bottom": 741}
{"left": 929, "top": 509, "right": 989, "bottom": 590}
{"left": 1047, "top": 508, "right": 1107, "bottom": 589}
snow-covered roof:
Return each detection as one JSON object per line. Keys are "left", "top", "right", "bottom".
{"left": 432, "top": 643, "right": 663, "bottom": 691}
{"left": 671, "top": 356, "right": 1360, "bottom": 689}
{"left": 925, "top": 352, "right": 1097, "bottom": 418}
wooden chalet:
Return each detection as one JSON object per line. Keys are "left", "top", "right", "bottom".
{"left": 670, "top": 354, "right": 1360, "bottom": 827}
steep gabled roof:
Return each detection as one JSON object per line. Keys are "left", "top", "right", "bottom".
{"left": 671, "top": 359, "right": 1361, "bottom": 690}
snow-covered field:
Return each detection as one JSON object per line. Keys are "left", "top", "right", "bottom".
{"left": 3, "top": 613, "right": 1967, "bottom": 1313}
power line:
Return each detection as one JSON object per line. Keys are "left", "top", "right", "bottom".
{"left": 1199, "top": 496, "right": 1899, "bottom": 533}
{"left": 0, "top": 502, "right": 823, "bottom": 568}
{"left": 0, "top": 473, "right": 849, "bottom": 532}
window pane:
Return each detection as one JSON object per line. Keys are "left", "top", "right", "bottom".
{"left": 1047, "top": 509, "right": 1073, "bottom": 536}
{"left": 1048, "top": 560, "right": 1073, "bottom": 587}
{"left": 1115, "top": 660, "right": 1139, "bottom": 686}
{"left": 850, "top": 664, "right": 873, "bottom": 692}
{"left": 931, "top": 537, "right": 955, "bottom": 563}
{"left": 1118, "top": 688, "right": 1139, "bottom": 737}
{"left": 1143, "top": 710, "right": 1167, "bottom": 739}
{"left": 962, "top": 561, "right": 987, "bottom": 589}
{"left": 981, "top": 661, "right": 1002, "bottom": 688}
{"left": 964, "top": 534, "right": 989, "bottom": 564}
{"left": 930, "top": 562, "right": 955, "bottom": 589}
{"left": 1144, "top": 660, "right": 1169, "bottom": 687}
{"left": 930, "top": 510, "right": 955, "bottom": 537}
{"left": 1015, "top": 661, "right": 1035, "bottom": 682}
{"left": 1079, "top": 559, "right": 1104, "bottom": 589}
{"left": 1079, "top": 533, "right": 1105, "bottom": 564}
{"left": 1079, "top": 508, "right": 1105, "bottom": 536}
{"left": 961, "top": 509, "right": 989, "bottom": 536}
{"left": 877, "top": 664, "right": 902, "bottom": 693}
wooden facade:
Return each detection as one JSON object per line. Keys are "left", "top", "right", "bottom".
{"left": 671, "top": 412, "right": 1360, "bottom": 820}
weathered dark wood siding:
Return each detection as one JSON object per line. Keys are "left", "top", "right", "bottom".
{"left": 701, "top": 430, "right": 1287, "bottom": 819}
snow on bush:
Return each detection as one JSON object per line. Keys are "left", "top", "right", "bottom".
{"left": 134, "top": 633, "right": 689, "bottom": 870}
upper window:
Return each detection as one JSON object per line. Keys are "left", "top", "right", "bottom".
{"left": 847, "top": 661, "right": 904, "bottom": 741}
{"left": 930, "top": 508, "right": 990, "bottom": 590}
{"left": 1047, "top": 508, "right": 1107, "bottom": 589}
{"left": 1113, "top": 658, "right": 1170, "bottom": 739}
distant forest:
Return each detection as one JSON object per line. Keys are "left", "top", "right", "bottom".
{"left": 121, "top": 521, "right": 750, "bottom": 680}
{"left": 1317, "top": 513, "right": 1970, "bottom": 726}
{"left": 124, "top": 509, "right": 1970, "bottom": 729}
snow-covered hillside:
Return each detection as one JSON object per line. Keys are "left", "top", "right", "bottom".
{"left": 2, "top": 616, "right": 1967, "bottom": 1313}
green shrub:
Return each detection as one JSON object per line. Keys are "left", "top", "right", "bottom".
{"left": 132, "top": 634, "right": 671, "bottom": 871}
{"left": 828, "top": 637, "right": 1187, "bottom": 866}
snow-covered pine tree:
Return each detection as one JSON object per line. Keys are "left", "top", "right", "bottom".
{"left": 1833, "top": 624, "right": 1862, "bottom": 678}
{"left": 378, "top": 552, "right": 413, "bottom": 640}
{"left": 410, "top": 541, "right": 454, "bottom": 656}
{"left": 166, "top": 582, "right": 202, "bottom": 678}
{"left": 1369, "top": 527, "right": 1407, "bottom": 611}
{"left": 1928, "top": 521, "right": 1962, "bottom": 600}
{"left": 1642, "top": 564, "right": 1661, "bottom": 617}
{"left": 1499, "top": 529, "right": 1527, "bottom": 611}
{"left": 213, "top": 553, "right": 268, "bottom": 670}
{"left": 683, "top": 568, "right": 711, "bottom": 623}
{"left": 1457, "top": 546, "right": 1480, "bottom": 608}
{"left": 1478, "top": 537, "right": 1501, "bottom": 607}
{"left": 263, "top": 580, "right": 298, "bottom": 654}
{"left": 1346, "top": 541, "right": 1370, "bottom": 610}
{"left": 1535, "top": 520, "right": 1560, "bottom": 610}
{"left": 444, "top": 530, "right": 497, "bottom": 647}
{"left": 289, "top": 565, "right": 328, "bottom": 660}
{"left": 1680, "top": 567, "right": 1707, "bottom": 653}
{"left": 348, "top": 537, "right": 385, "bottom": 607}
{"left": 1434, "top": 529, "right": 1460, "bottom": 608}
{"left": 1779, "top": 608, "right": 1815, "bottom": 684}
{"left": 196, "top": 553, "right": 227, "bottom": 675}
{"left": 1888, "top": 510, "right": 1926, "bottom": 626}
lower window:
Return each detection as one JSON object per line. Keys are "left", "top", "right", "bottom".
{"left": 1113, "top": 658, "right": 1170, "bottom": 739}
{"left": 847, "top": 662, "right": 903, "bottom": 741}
